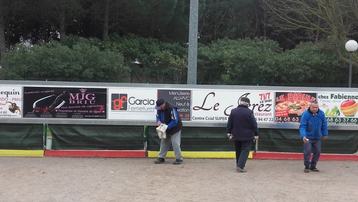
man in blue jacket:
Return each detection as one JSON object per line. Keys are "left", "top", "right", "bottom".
{"left": 227, "top": 97, "right": 259, "bottom": 173}
{"left": 154, "top": 99, "right": 183, "bottom": 165}
{"left": 299, "top": 100, "right": 328, "bottom": 173}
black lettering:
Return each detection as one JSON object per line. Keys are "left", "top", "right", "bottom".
{"left": 224, "top": 105, "right": 234, "bottom": 116}
{"left": 257, "top": 104, "right": 265, "bottom": 112}
{"left": 264, "top": 104, "right": 272, "bottom": 112}
{"left": 193, "top": 92, "right": 216, "bottom": 111}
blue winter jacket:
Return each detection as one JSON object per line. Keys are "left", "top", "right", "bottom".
{"left": 299, "top": 109, "right": 328, "bottom": 140}
{"left": 156, "top": 102, "right": 182, "bottom": 136}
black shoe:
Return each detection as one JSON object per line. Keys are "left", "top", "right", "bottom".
{"left": 154, "top": 158, "right": 165, "bottom": 164}
{"left": 173, "top": 159, "right": 183, "bottom": 165}
{"left": 304, "top": 165, "right": 309, "bottom": 173}
{"left": 310, "top": 166, "right": 319, "bottom": 172}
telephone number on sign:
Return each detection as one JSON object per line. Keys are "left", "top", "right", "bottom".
{"left": 256, "top": 117, "right": 274, "bottom": 122}
{"left": 326, "top": 117, "right": 358, "bottom": 124}
{"left": 274, "top": 117, "right": 300, "bottom": 122}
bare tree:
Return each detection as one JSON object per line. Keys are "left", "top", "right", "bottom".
{"left": 263, "top": 0, "right": 358, "bottom": 65}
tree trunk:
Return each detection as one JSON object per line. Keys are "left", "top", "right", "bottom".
{"left": 59, "top": 15, "right": 66, "bottom": 42}
{"left": 102, "top": 0, "right": 110, "bottom": 40}
{"left": 262, "top": 1, "right": 266, "bottom": 38}
{"left": 0, "top": 4, "right": 6, "bottom": 60}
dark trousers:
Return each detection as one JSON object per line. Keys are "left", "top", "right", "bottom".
{"left": 303, "top": 139, "right": 321, "bottom": 167}
{"left": 234, "top": 140, "right": 251, "bottom": 169}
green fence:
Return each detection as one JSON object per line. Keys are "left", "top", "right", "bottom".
{"left": 1, "top": 123, "right": 357, "bottom": 154}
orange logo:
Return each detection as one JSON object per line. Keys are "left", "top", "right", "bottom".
{"left": 113, "top": 95, "right": 127, "bottom": 110}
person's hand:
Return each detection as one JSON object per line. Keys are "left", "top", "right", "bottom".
{"left": 157, "top": 121, "right": 162, "bottom": 126}
{"left": 227, "top": 133, "right": 233, "bottom": 140}
{"left": 254, "top": 136, "right": 259, "bottom": 141}
{"left": 303, "top": 137, "right": 309, "bottom": 143}
{"left": 322, "top": 136, "right": 328, "bottom": 140}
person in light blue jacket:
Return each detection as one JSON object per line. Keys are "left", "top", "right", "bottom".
{"left": 299, "top": 100, "right": 328, "bottom": 173}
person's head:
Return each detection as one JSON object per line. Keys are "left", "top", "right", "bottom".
{"left": 240, "top": 97, "right": 250, "bottom": 107}
{"left": 155, "top": 99, "right": 166, "bottom": 110}
{"left": 309, "top": 100, "right": 319, "bottom": 114}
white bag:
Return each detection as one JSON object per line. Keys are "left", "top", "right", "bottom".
{"left": 156, "top": 124, "right": 168, "bottom": 139}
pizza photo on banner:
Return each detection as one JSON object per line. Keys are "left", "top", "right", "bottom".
{"left": 275, "top": 92, "right": 317, "bottom": 123}
{"left": 23, "top": 87, "right": 106, "bottom": 119}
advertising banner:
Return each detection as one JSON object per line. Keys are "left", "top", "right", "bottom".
{"left": 158, "top": 89, "right": 191, "bottom": 121}
{"left": 0, "top": 86, "right": 22, "bottom": 118}
{"left": 23, "top": 87, "right": 106, "bottom": 119}
{"left": 275, "top": 92, "right": 316, "bottom": 123}
{"left": 108, "top": 88, "right": 157, "bottom": 120}
{"left": 191, "top": 89, "right": 274, "bottom": 123}
{"left": 317, "top": 92, "right": 358, "bottom": 125}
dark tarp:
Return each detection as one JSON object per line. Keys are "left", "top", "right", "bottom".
{"left": 1, "top": 123, "right": 357, "bottom": 154}
{"left": 258, "top": 129, "right": 358, "bottom": 154}
{"left": 0, "top": 123, "right": 43, "bottom": 150}
{"left": 148, "top": 127, "right": 237, "bottom": 151}
{"left": 148, "top": 127, "right": 358, "bottom": 154}
{"left": 49, "top": 124, "right": 144, "bottom": 150}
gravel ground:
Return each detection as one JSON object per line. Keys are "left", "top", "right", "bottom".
{"left": 0, "top": 157, "right": 357, "bottom": 202}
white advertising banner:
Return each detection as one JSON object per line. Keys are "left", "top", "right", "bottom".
{"left": 107, "top": 87, "right": 274, "bottom": 123}
{"left": 0, "top": 85, "right": 22, "bottom": 118}
{"left": 108, "top": 88, "right": 157, "bottom": 120}
{"left": 317, "top": 92, "right": 358, "bottom": 125}
{"left": 191, "top": 89, "right": 274, "bottom": 123}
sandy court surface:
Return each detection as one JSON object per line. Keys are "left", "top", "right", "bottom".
{"left": 0, "top": 157, "right": 357, "bottom": 202}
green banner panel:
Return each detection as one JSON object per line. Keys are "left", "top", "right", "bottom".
{"left": 258, "top": 129, "right": 358, "bottom": 154}
{"left": 0, "top": 123, "right": 43, "bottom": 150}
{"left": 49, "top": 124, "right": 144, "bottom": 150}
{"left": 148, "top": 127, "right": 358, "bottom": 154}
{"left": 258, "top": 129, "right": 302, "bottom": 153}
{"left": 320, "top": 130, "right": 358, "bottom": 154}
{"left": 148, "top": 127, "right": 237, "bottom": 151}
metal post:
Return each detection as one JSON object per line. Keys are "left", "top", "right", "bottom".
{"left": 349, "top": 52, "right": 352, "bottom": 88}
{"left": 187, "top": 0, "right": 198, "bottom": 85}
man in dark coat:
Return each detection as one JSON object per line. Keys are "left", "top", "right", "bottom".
{"left": 227, "top": 97, "right": 259, "bottom": 172}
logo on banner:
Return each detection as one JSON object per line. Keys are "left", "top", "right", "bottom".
{"left": 0, "top": 89, "right": 20, "bottom": 98}
{"left": 69, "top": 88, "right": 96, "bottom": 105}
{"left": 111, "top": 94, "right": 128, "bottom": 110}
{"left": 259, "top": 92, "right": 272, "bottom": 103}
